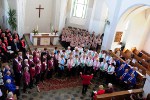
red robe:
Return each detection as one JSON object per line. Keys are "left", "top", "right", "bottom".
{"left": 30, "top": 67, "right": 35, "bottom": 80}
{"left": 21, "top": 41, "right": 25, "bottom": 48}
{"left": 81, "top": 74, "right": 93, "bottom": 85}
{"left": 33, "top": 57, "right": 40, "bottom": 64}
{"left": 16, "top": 63, "right": 22, "bottom": 73}
{"left": 48, "top": 60, "right": 54, "bottom": 70}
{"left": 4, "top": 40, "right": 8, "bottom": 47}
{"left": 23, "top": 71, "right": 30, "bottom": 84}
{"left": 35, "top": 64, "right": 41, "bottom": 75}
{"left": 41, "top": 62, "right": 47, "bottom": 72}
{"left": 28, "top": 59, "right": 34, "bottom": 66}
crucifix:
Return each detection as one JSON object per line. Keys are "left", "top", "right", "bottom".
{"left": 36, "top": 4, "right": 44, "bottom": 18}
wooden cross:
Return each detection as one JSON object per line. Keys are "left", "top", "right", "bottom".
{"left": 36, "top": 4, "right": 44, "bottom": 18}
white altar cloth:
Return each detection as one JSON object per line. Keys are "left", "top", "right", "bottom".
{"left": 30, "top": 33, "right": 59, "bottom": 46}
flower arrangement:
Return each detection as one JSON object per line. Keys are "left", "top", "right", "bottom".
{"left": 32, "top": 29, "right": 38, "bottom": 35}
{"left": 53, "top": 29, "right": 58, "bottom": 35}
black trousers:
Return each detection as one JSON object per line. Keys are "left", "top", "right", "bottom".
{"left": 82, "top": 84, "right": 88, "bottom": 94}
{"left": 23, "top": 82, "right": 28, "bottom": 93}
{"left": 36, "top": 73, "right": 41, "bottom": 84}
{"left": 29, "top": 78, "right": 34, "bottom": 88}
{"left": 106, "top": 74, "right": 114, "bottom": 84}
{"left": 72, "top": 67, "right": 76, "bottom": 76}
{"left": 15, "top": 73, "right": 22, "bottom": 86}
{"left": 41, "top": 70, "right": 46, "bottom": 82}
{"left": 79, "top": 65, "right": 85, "bottom": 74}
{"left": 100, "top": 58, "right": 104, "bottom": 62}
{"left": 67, "top": 69, "right": 72, "bottom": 77}
{"left": 47, "top": 69, "right": 53, "bottom": 79}
{"left": 54, "top": 60, "right": 58, "bottom": 73}
{"left": 58, "top": 68, "right": 64, "bottom": 78}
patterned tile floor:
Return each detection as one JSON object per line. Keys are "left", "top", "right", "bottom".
{"left": 20, "top": 86, "right": 93, "bottom": 100}
{"left": 18, "top": 77, "right": 123, "bottom": 100}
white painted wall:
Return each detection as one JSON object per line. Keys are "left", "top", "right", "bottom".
{"left": 143, "top": 74, "right": 150, "bottom": 98}
{"left": 143, "top": 33, "right": 150, "bottom": 54}
{"left": 66, "top": 0, "right": 94, "bottom": 31}
{"left": 125, "top": 11, "right": 148, "bottom": 50}
{"left": 102, "top": 0, "right": 150, "bottom": 50}
{"left": 0, "top": 0, "right": 17, "bottom": 30}
{"left": 0, "top": 0, "right": 3, "bottom": 28}
{"left": 101, "top": 0, "right": 119, "bottom": 50}
{"left": 24, "top": 0, "right": 53, "bottom": 33}
{"left": 51, "top": 0, "right": 68, "bottom": 33}
{"left": 66, "top": 0, "right": 108, "bottom": 35}
{"left": 88, "top": 0, "right": 106, "bottom": 35}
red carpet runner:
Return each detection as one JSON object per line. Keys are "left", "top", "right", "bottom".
{"left": 38, "top": 77, "right": 82, "bottom": 91}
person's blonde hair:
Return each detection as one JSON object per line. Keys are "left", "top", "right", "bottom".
{"left": 7, "top": 92, "right": 13, "bottom": 98}
{"left": 99, "top": 85, "right": 104, "bottom": 89}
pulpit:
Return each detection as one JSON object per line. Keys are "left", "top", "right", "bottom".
{"left": 30, "top": 33, "right": 59, "bottom": 46}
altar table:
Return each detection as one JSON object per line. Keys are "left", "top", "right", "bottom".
{"left": 30, "top": 33, "right": 59, "bottom": 46}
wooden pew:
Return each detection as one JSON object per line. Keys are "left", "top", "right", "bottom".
{"left": 120, "top": 50, "right": 147, "bottom": 75}
{"left": 96, "top": 88, "right": 143, "bottom": 100}
{"left": 141, "top": 50, "right": 150, "bottom": 57}
{"left": 123, "top": 49, "right": 150, "bottom": 70}
{"left": 110, "top": 50, "right": 146, "bottom": 75}
{"left": 109, "top": 51, "right": 145, "bottom": 88}
{"left": 131, "top": 47, "right": 150, "bottom": 64}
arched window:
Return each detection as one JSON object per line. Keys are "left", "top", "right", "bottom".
{"left": 72, "top": 0, "right": 88, "bottom": 19}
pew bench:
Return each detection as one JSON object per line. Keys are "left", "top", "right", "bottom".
{"left": 141, "top": 50, "right": 150, "bottom": 57}
{"left": 96, "top": 88, "right": 143, "bottom": 100}
{"left": 131, "top": 47, "right": 150, "bottom": 62}
{"left": 121, "top": 49, "right": 150, "bottom": 70}
{"left": 123, "top": 49, "right": 150, "bottom": 71}
{"left": 109, "top": 51, "right": 145, "bottom": 88}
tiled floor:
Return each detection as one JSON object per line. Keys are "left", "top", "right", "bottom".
{"left": 20, "top": 86, "right": 93, "bottom": 100}
{"left": 18, "top": 76, "right": 123, "bottom": 100}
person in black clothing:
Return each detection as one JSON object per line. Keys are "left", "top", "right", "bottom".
{"left": 0, "top": 83, "right": 7, "bottom": 100}
{"left": 11, "top": 39, "right": 20, "bottom": 54}
{"left": 41, "top": 48, "right": 48, "bottom": 62}
{"left": 1, "top": 43, "right": 10, "bottom": 62}
{"left": 105, "top": 83, "right": 114, "bottom": 93}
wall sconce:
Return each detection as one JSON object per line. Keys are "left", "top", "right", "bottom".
{"left": 106, "top": 20, "right": 110, "bottom": 25}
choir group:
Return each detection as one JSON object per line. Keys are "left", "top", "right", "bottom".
{"left": 0, "top": 28, "right": 26, "bottom": 63}
{"left": 60, "top": 27, "right": 103, "bottom": 50}
{"left": 0, "top": 28, "right": 26, "bottom": 100}
{"left": 0, "top": 28, "right": 138, "bottom": 100}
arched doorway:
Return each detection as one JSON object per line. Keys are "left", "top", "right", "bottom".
{"left": 111, "top": 5, "right": 150, "bottom": 51}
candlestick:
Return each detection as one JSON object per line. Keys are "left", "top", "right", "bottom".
{"left": 37, "top": 25, "right": 38, "bottom": 30}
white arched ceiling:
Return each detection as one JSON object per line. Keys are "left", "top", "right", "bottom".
{"left": 114, "top": 5, "right": 150, "bottom": 51}
{"left": 116, "top": 5, "right": 150, "bottom": 31}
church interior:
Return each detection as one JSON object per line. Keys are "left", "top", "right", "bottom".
{"left": 0, "top": 0, "right": 150, "bottom": 100}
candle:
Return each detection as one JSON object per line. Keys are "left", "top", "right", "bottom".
{"left": 37, "top": 25, "right": 38, "bottom": 30}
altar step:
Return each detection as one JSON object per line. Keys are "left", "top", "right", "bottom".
{"left": 23, "top": 33, "right": 64, "bottom": 53}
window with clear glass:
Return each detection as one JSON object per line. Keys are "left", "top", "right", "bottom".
{"left": 72, "top": 0, "right": 88, "bottom": 19}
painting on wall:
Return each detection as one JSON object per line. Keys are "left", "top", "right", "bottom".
{"left": 114, "top": 32, "right": 123, "bottom": 42}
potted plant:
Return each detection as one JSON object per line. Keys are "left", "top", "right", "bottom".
{"left": 8, "top": 9, "right": 17, "bottom": 31}
{"left": 32, "top": 29, "right": 38, "bottom": 35}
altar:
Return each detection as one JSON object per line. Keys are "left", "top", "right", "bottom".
{"left": 30, "top": 33, "right": 59, "bottom": 46}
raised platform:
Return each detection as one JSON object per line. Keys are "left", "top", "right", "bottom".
{"left": 23, "top": 33, "right": 64, "bottom": 52}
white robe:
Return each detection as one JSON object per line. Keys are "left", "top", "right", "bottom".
{"left": 93, "top": 61, "right": 100, "bottom": 70}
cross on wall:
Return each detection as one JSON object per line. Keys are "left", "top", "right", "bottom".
{"left": 36, "top": 4, "right": 44, "bottom": 18}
